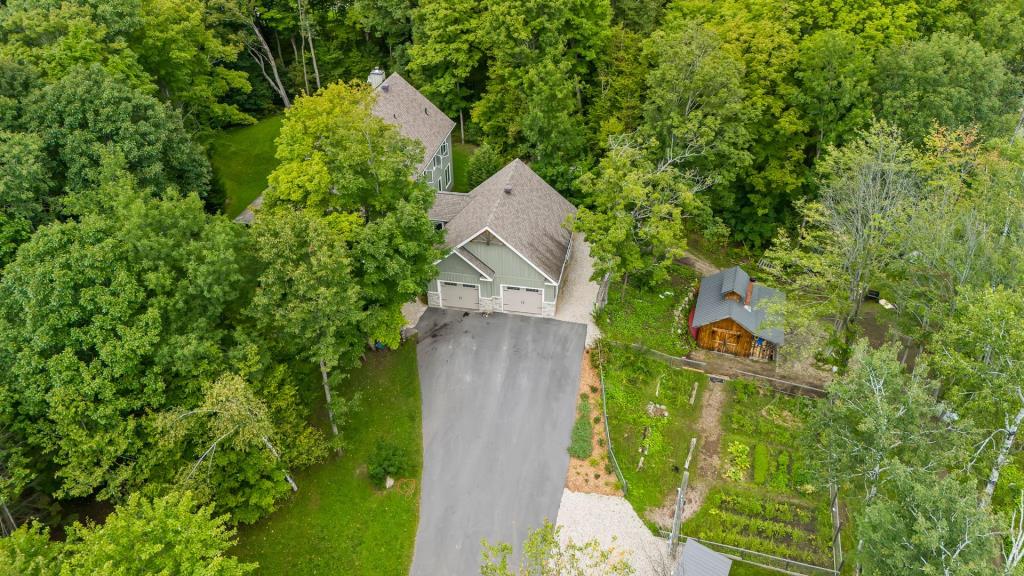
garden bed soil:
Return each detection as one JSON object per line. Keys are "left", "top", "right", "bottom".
{"left": 689, "top": 349, "right": 832, "bottom": 391}
{"left": 676, "top": 378, "right": 726, "bottom": 525}
{"left": 566, "top": 350, "right": 624, "bottom": 496}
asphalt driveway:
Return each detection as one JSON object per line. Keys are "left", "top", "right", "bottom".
{"left": 411, "top": 308, "right": 586, "bottom": 575}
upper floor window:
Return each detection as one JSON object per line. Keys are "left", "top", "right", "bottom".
{"left": 439, "top": 140, "right": 449, "bottom": 157}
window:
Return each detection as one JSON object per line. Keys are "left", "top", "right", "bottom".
{"left": 439, "top": 140, "right": 449, "bottom": 157}
{"left": 444, "top": 164, "right": 452, "bottom": 189}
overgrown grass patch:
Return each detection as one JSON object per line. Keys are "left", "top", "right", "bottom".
{"left": 452, "top": 142, "right": 477, "bottom": 192}
{"left": 595, "top": 267, "right": 699, "bottom": 357}
{"left": 209, "top": 115, "right": 282, "bottom": 218}
{"left": 682, "top": 380, "right": 833, "bottom": 568}
{"left": 233, "top": 343, "right": 422, "bottom": 576}
{"left": 598, "top": 343, "right": 706, "bottom": 517}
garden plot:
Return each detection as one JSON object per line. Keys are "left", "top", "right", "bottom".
{"left": 598, "top": 343, "right": 707, "bottom": 527}
{"left": 595, "top": 266, "right": 700, "bottom": 357}
{"left": 682, "top": 380, "right": 833, "bottom": 568}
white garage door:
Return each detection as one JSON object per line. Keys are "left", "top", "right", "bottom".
{"left": 441, "top": 282, "right": 479, "bottom": 310}
{"left": 502, "top": 286, "right": 543, "bottom": 315}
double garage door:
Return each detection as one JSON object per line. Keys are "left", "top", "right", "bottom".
{"left": 440, "top": 282, "right": 544, "bottom": 315}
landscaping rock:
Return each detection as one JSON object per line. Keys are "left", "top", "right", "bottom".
{"left": 385, "top": 476, "right": 395, "bottom": 489}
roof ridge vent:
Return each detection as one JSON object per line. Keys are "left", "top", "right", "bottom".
{"left": 503, "top": 185, "right": 512, "bottom": 195}
{"left": 424, "top": 107, "right": 429, "bottom": 115}
{"left": 381, "top": 83, "right": 389, "bottom": 92}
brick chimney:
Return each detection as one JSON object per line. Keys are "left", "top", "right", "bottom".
{"left": 744, "top": 280, "right": 754, "bottom": 306}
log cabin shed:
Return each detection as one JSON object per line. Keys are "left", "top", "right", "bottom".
{"left": 690, "top": 266, "right": 783, "bottom": 360}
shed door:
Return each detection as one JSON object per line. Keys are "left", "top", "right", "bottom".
{"left": 441, "top": 282, "right": 479, "bottom": 311}
{"left": 502, "top": 286, "right": 543, "bottom": 315}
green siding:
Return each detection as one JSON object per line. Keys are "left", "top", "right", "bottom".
{"left": 465, "top": 241, "right": 554, "bottom": 301}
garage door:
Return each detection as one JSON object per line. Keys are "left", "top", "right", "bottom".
{"left": 441, "top": 282, "right": 479, "bottom": 310}
{"left": 502, "top": 286, "right": 543, "bottom": 315}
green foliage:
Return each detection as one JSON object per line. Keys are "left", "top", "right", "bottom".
{"left": 724, "top": 441, "right": 751, "bottom": 482}
{"left": 569, "top": 398, "right": 594, "bottom": 459}
{"left": 876, "top": 32, "right": 1014, "bottom": 142}
{"left": 0, "top": 521, "right": 60, "bottom": 576}
{"left": 61, "top": 492, "right": 255, "bottom": 576}
{"left": 599, "top": 344, "right": 705, "bottom": 514}
{"left": 24, "top": 64, "right": 211, "bottom": 195}
{"left": 481, "top": 521, "right": 635, "bottom": 575}
{"left": 752, "top": 444, "right": 769, "bottom": 485}
{"left": 0, "top": 170, "right": 247, "bottom": 501}
{"left": 574, "top": 140, "right": 724, "bottom": 286}
{"left": 595, "top": 267, "right": 699, "bottom": 356}
{"left": 466, "top": 142, "right": 504, "bottom": 190}
{"left": 234, "top": 344, "right": 423, "bottom": 575}
{"left": 0, "top": 131, "right": 52, "bottom": 268}
{"left": 368, "top": 440, "right": 412, "bottom": 488}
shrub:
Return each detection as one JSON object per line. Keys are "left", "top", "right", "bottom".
{"left": 467, "top": 142, "right": 505, "bottom": 189}
{"left": 753, "top": 445, "right": 769, "bottom": 484}
{"left": 569, "top": 400, "right": 593, "bottom": 459}
{"left": 368, "top": 440, "right": 411, "bottom": 488}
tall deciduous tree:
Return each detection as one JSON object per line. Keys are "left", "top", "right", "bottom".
{"left": 24, "top": 64, "right": 210, "bottom": 196}
{"left": 0, "top": 131, "right": 52, "bottom": 268}
{"left": 572, "top": 138, "right": 724, "bottom": 290}
{"left": 932, "top": 286, "right": 1024, "bottom": 508}
{"left": 876, "top": 31, "right": 1014, "bottom": 142}
{"left": 0, "top": 164, "right": 247, "bottom": 501}
{"left": 61, "top": 492, "right": 255, "bottom": 575}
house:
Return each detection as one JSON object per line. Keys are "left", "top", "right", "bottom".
{"left": 235, "top": 69, "right": 455, "bottom": 224}
{"left": 690, "top": 266, "right": 783, "bottom": 360}
{"left": 367, "top": 68, "right": 456, "bottom": 192}
{"left": 426, "top": 159, "right": 576, "bottom": 317}
{"left": 673, "top": 539, "right": 732, "bottom": 576}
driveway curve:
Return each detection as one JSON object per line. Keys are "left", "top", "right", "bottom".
{"left": 411, "top": 309, "right": 586, "bottom": 575}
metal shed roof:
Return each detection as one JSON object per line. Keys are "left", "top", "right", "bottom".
{"left": 692, "top": 266, "right": 784, "bottom": 345}
{"left": 674, "top": 539, "right": 732, "bottom": 576}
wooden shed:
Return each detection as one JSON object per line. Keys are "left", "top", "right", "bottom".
{"left": 690, "top": 267, "right": 783, "bottom": 360}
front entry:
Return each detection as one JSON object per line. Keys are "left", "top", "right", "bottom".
{"left": 502, "top": 285, "right": 543, "bottom": 315}
{"left": 441, "top": 282, "right": 479, "bottom": 310}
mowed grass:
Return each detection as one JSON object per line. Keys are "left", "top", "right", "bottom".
{"left": 598, "top": 344, "right": 706, "bottom": 519}
{"left": 209, "top": 115, "right": 282, "bottom": 218}
{"left": 234, "top": 343, "right": 422, "bottom": 576}
{"left": 451, "top": 142, "right": 477, "bottom": 192}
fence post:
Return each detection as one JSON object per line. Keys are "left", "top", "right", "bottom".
{"left": 669, "top": 471, "right": 689, "bottom": 553}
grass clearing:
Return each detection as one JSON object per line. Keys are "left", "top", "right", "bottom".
{"left": 233, "top": 343, "right": 422, "bottom": 576}
{"left": 682, "top": 380, "right": 834, "bottom": 568}
{"left": 452, "top": 142, "right": 477, "bottom": 192}
{"left": 598, "top": 344, "right": 706, "bottom": 520}
{"left": 596, "top": 267, "right": 699, "bottom": 357}
{"left": 209, "top": 115, "right": 282, "bottom": 218}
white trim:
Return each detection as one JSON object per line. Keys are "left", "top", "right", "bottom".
{"left": 453, "top": 226, "right": 559, "bottom": 285}
{"left": 451, "top": 249, "right": 494, "bottom": 281}
{"left": 439, "top": 280, "right": 482, "bottom": 311}
{"left": 554, "top": 233, "right": 574, "bottom": 286}
{"left": 499, "top": 283, "right": 544, "bottom": 316}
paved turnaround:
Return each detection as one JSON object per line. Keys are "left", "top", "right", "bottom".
{"left": 411, "top": 308, "right": 586, "bottom": 575}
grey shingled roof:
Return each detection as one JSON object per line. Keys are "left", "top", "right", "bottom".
{"left": 233, "top": 194, "right": 262, "bottom": 224}
{"left": 674, "top": 540, "right": 732, "bottom": 576}
{"left": 371, "top": 73, "right": 455, "bottom": 174}
{"left": 440, "top": 159, "right": 576, "bottom": 283}
{"left": 455, "top": 247, "right": 495, "bottom": 278}
{"left": 692, "top": 266, "right": 784, "bottom": 345}
{"left": 429, "top": 191, "right": 473, "bottom": 222}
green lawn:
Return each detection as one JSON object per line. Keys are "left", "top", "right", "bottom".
{"left": 209, "top": 115, "right": 283, "bottom": 218}
{"left": 452, "top": 142, "right": 477, "bottom": 192}
{"left": 234, "top": 343, "right": 422, "bottom": 576}
{"left": 596, "top": 267, "right": 700, "bottom": 357}
{"left": 681, "top": 380, "right": 834, "bottom": 569}
{"left": 598, "top": 344, "right": 706, "bottom": 521}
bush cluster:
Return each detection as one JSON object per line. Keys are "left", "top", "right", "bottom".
{"left": 368, "top": 440, "right": 411, "bottom": 488}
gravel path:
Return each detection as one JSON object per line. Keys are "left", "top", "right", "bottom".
{"left": 555, "top": 235, "right": 602, "bottom": 346}
{"left": 556, "top": 489, "right": 673, "bottom": 576}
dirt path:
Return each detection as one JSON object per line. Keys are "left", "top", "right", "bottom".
{"left": 679, "top": 252, "right": 720, "bottom": 277}
{"left": 679, "top": 379, "right": 726, "bottom": 523}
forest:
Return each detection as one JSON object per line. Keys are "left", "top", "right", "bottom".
{"left": 0, "top": 0, "right": 1023, "bottom": 574}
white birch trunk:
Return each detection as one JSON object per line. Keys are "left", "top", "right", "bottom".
{"left": 983, "top": 402, "right": 1024, "bottom": 508}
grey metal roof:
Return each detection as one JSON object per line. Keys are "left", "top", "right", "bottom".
{"left": 429, "top": 191, "right": 473, "bottom": 223}
{"left": 371, "top": 73, "right": 455, "bottom": 175}
{"left": 440, "top": 159, "right": 576, "bottom": 283}
{"left": 455, "top": 247, "right": 495, "bottom": 278}
{"left": 692, "top": 266, "right": 784, "bottom": 345}
{"left": 675, "top": 539, "right": 732, "bottom": 576}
